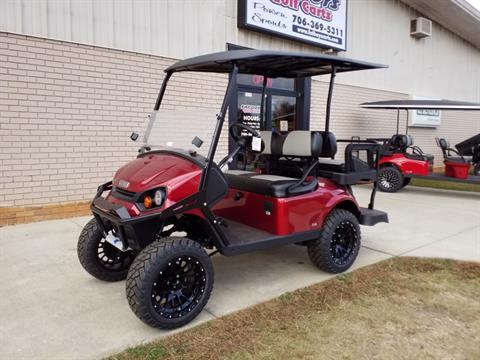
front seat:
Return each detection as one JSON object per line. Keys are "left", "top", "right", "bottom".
{"left": 225, "top": 131, "right": 321, "bottom": 198}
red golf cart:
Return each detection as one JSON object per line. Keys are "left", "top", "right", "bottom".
{"left": 360, "top": 100, "right": 480, "bottom": 192}
{"left": 77, "top": 50, "right": 388, "bottom": 329}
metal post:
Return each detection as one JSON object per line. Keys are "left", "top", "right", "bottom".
{"left": 405, "top": 109, "right": 409, "bottom": 134}
{"left": 396, "top": 108, "right": 400, "bottom": 134}
{"left": 143, "top": 72, "right": 172, "bottom": 143}
{"left": 325, "top": 65, "right": 337, "bottom": 132}
{"left": 200, "top": 64, "right": 239, "bottom": 190}
{"left": 260, "top": 75, "right": 268, "bottom": 128}
{"left": 154, "top": 72, "right": 172, "bottom": 111}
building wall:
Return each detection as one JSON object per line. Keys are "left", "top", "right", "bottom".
{"left": 310, "top": 80, "right": 480, "bottom": 162}
{"left": 0, "top": 31, "right": 230, "bottom": 214}
{"left": 338, "top": 0, "right": 480, "bottom": 101}
{"left": 2, "top": 30, "right": 479, "bottom": 223}
{"left": 1, "top": 0, "right": 479, "bottom": 100}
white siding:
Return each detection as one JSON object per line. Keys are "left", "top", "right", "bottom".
{"left": 337, "top": 0, "right": 480, "bottom": 101}
{"left": 0, "top": 0, "right": 479, "bottom": 100}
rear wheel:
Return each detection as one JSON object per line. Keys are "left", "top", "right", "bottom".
{"left": 307, "top": 209, "right": 361, "bottom": 274}
{"left": 378, "top": 165, "right": 404, "bottom": 193}
{"left": 77, "top": 218, "right": 135, "bottom": 282}
{"left": 126, "top": 237, "right": 213, "bottom": 330}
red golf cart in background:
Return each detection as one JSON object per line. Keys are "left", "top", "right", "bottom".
{"left": 77, "top": 50, "right": 388, "bottom": 330}
{"left": 360, "top": 100, "right": 480, "bottom": 192}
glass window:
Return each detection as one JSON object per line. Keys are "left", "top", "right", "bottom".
{"left": 271, "top": 95, "right": 296, "bottom": 132}
{"left": 237, "top": 74, "right": 295, "bottom": 91}
{"left": 237, "top": 91, "right": 264, "bottom": 133}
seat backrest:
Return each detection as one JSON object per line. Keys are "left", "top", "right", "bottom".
{"left": 436, "top": 137, "right": 450, "bottom": 157}
{"left": 316, "top": 131, "right": 338, "bottom": 158}
{"left": 260, "top": 131, "right": 273, "bottom": 155}
{"left": 260, "top": 130, "right": 337, "bottom": 159}
{"left": 406, "top": 134, "right": 414, "bottom": 147}
{"left": 437, "top": 137, "right": 449, "bottom": 150}
{"left": 389, "top": 134, "right": 411, "bottom": 152}
{"left": 279, "top": 130, "right": 323, "bottom": 158}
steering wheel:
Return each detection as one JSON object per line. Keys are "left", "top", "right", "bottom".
{"left": 218, "top": 123, "right": 261, "bottom": 171}
{"left": 229, "top": 123, "right": 260, "bottom": 142}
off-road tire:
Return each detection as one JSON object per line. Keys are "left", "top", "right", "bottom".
{"left": 307, "top": 209, "right": 361, "bottom": 274}
{"left": 401, "top": 177, "right": 411, "bottom": 188}
{"left": 378, "top": 165, "right": 404, "bottom": 193}
{"left": 77, "top": 218, "right": 134, "bottom": 282}
{"left": 126, "top": 237, "right": 214, "bottom": 330}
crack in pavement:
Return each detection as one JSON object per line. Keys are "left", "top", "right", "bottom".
{"left": 398, "top": 224, "right": 480, "bottom": 257}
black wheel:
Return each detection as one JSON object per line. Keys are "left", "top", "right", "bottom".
{"left": 378, "top": 165, "right": 404, "bottom": 193}
{"left": 402, "top": 177, "right": 411, "bottom": 188}
{"left": 126, "top": 237, "right": 213, "bottom": 330}
{"left": 307, "top": 209, "right": 361, "bottom": 274}
{"left": 77, "top": 218, "right": 135, "bottom": 282}
{"left": 473, "top": 164, "right": 480, "bottom": 176}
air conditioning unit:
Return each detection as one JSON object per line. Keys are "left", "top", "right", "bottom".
{"left": 410, "top": 17, "right": 432, "bottom": 38}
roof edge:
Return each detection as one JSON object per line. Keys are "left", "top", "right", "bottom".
{"left": 400, "top": 0, "right": 480, "bottom": 49}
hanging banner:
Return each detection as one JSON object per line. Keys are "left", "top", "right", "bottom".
{"left": 238, "top": 0, "right": 347, "bottom": 51}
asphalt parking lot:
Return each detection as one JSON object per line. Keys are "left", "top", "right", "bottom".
{"left": 0, "top": 185, "right": 479, "bottom": 360}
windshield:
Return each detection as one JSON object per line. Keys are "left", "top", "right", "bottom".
{"left": 144, "top": 72, "right": 229, "bottom": 161}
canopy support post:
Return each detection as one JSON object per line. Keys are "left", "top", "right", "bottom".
{"left": 154, "top": 72, "right": 172, "bottom": 111}
{"left": 405, "top": 109, "right": 409, "bottom": 134}
{"left": 260, "top": 75, "right": 268, "bottom": 129}
{"left": 200, "top": 64, "right": 239, "bottom": 190}
{"left": 143, "top": 72, "right": 172, "bottom": 143}
{"left": 325, "top": 65, "right": 337, "bottom": 132}
{"left": 396, "top": 108, "right": 400, "bottom": 134}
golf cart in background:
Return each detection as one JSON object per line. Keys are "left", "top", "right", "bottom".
{"left": 360, "top": 100, "right": 480, "bottom": 192}
{"left": 77, "top": 50, "right": 388, "bottom": 330}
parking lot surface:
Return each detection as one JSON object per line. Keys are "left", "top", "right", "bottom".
{"left": 0, "top": 185, "right": 478, "bottom": 360}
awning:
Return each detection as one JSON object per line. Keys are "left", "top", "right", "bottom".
{"left": 360, "top": 99, "right": 480, "bottom": 110}
{"left": 166, "top": 50, "right": 387, "bottom": 78}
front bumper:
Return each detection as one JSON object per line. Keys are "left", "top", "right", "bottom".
{"left": 90, "top": 182, "right": 164, "bottom": 250}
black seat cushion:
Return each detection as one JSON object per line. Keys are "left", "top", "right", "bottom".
{"left": 225, "top": 172, "right": 317, "bottom": 198}
{"left": 316, "top": 161, "right": 345, "bottom": 173}
{"left": 446, "top": 156, "right": 471, "bottom": 163}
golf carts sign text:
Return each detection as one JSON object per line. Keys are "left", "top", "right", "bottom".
{"left": 238, "top": 0, "right": 347, "bottom": 51}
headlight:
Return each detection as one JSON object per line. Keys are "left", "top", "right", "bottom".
{"left": 139, "top": 188, "right": 166, "bottom": 210}
{"left": 143, "top": 195, "right": 152, "bottom": 209}
{"left": 154, "top": 189, "right": 164, "bottom": 206}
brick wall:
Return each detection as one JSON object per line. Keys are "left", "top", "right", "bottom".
{"left": 1, "top": 31, "right": 479, "bottom": 225}
{"left": 0, "top": 32, "right": 230, "bottom": 225}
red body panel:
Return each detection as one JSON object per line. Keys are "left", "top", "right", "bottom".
{"left": 213, "top": 179, "right": 357, "bottom": 235}
{"left": 107, "top": 153, "right": 203, "bottom": 217}
{"left": 444, "top": 161, "right": 470, "bottom": 179}
{"left": 103, "top": 152, "right": 359, "bottom": 236}
{"left": 379, "top": 153, "right": 429, "bottom": 176}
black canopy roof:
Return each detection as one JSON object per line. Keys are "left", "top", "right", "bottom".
{"left": 361, "top": 99, "right": 480, "bottom": 110}
{"left": 165, "top": 50, "right": 387, "bottom": 78}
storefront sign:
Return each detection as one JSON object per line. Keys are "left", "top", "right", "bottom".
{"left": 238, "top": 0, "right": 347, "bottom": 51}
{"left": 239, "top": 101, "right": 261, "bottom": 134}
{"left": 409, "top": 96, "right": 442, "bottom": 127}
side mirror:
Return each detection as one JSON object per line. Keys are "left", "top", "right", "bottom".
{"left": 191, "top": 136, "right": 204, "bottom": 148}
{"left": 130, "top": 132, "right": 139, "bottom": 142}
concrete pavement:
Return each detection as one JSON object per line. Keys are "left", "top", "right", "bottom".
{"left": 0, "top": 185, "right": 479, "bottom": 360}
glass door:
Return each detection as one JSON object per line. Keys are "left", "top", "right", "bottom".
{"left": 229, "top": 73, "right": 307, "bottom": 169}
{"left": 271, "top": 95, "right": 296, "bottom": 132}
